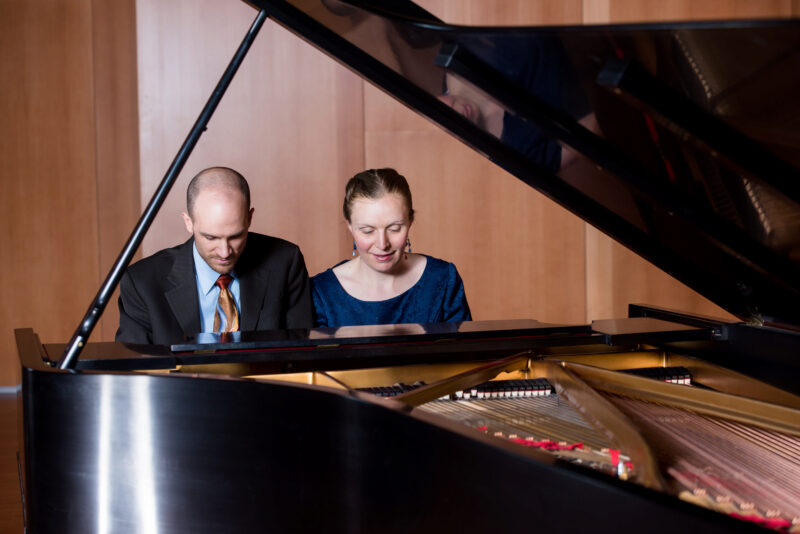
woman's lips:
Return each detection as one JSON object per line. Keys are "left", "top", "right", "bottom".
{"left": 462, "top": 102, "right": 473, "bottom": 121}
{"left": 372, "top": 252, "right": 394, "bottom": 262}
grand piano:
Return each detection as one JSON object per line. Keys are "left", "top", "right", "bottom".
{"left": 15, "top": 1, "right": 800, "bottom": 532}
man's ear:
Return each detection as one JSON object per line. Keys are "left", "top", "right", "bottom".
{"left": 247, "top": 207, "right": 254, "bottom": 228}
{"left": 182, "top": 212, "right": 194, "bottom": 234}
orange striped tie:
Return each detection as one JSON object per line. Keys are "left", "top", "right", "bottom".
{"left": 213, "top": 274, "right": 239, "bottom": 333}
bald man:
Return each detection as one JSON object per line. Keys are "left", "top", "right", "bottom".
{"left": 116, "top": 167, "right": 313, "bottom": 345}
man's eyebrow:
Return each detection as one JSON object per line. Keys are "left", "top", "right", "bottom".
{"left": 202, "top": 231, "right": 246, "bottom": 239}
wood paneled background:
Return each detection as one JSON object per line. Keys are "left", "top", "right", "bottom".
{"left": 1, "top": 0, "right": 140, "bottom": 388}
{"left": 2, "top": 0, "right": 797, "bottom": 387}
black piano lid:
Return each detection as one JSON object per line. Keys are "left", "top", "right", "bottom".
{"left": 249, "top": 0, "right": 800, "bottom": 329}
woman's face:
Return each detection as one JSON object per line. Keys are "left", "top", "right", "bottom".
{"left": 347, "top": 193, "right": 411, "bottom": 274}
{"left": 438, "top": 94, "right": 482, "bottom": 126}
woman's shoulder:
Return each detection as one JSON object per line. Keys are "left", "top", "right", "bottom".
{"left": 419, "top": 254, "right": 459, "bottom": 276}
{"left": 311, "top": 268, "right": 333, "bottom": 284}
{"left": 313, "top": 259, "right": 349, "bottom": 277}
{"left": 416, "top": 255, "right": 465, "bottom": 294}
{"left": 422, "top": 254, "right": 452, "bottom": 266}
{"left": 311, "top": 260, "right": 350, "bottom": 290}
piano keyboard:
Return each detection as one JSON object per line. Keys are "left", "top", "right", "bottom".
{"left": 621, "top": 366, "right": 692, "bottom": 385}
{"left": 357, "top": 378, "right": 553, "bottom": 400}
{"left": 357, "top": 368, "right": 692, "bottom": 401}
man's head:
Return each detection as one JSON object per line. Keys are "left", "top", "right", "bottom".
{"left": 182, "top": 167, "right": 254, "bottom": 274}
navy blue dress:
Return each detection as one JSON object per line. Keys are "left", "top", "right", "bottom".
{"left": 311, "top": 255, "right": 471, "bottom": 327}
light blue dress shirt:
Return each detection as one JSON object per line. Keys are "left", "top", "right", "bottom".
{"left": 193, "top": 243, "right": 242, "bottom": 332}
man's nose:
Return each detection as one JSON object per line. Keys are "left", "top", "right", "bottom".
{"left": 218, "top": 240, "right": 232, "bottom": 256}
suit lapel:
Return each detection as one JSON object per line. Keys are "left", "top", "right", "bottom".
{"left": 239, "top": 268, "right": 269, "bottom": 332}
{"left": 165, "top": 239, "right": 201, "bottom": 337}
{"left": 237, "top": 240, "right": 272, "bottom": 332}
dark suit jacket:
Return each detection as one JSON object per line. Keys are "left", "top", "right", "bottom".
{"left": 116, "top": 233, "right": 313, "bottom": 345}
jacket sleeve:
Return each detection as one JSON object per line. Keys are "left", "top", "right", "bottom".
{"left": 442, "top": 263, "right": 472, "bottom": 322}
{"left": 311, "top": 279, "right": 329, "bottom": 328}
{"left": 115, "top": 270, "right": 154, "bottom": 344}
{"left": 284, "top": 245, "right": 314, "bottom": 329}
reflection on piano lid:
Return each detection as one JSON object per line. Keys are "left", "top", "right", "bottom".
{"left": 15, "top": 1, "right": 800, "bottom": 533}
{"left": 254, "top": 0, "right": 800, "bottom": 328}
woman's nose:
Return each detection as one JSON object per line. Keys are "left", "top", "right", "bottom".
{"left": 376, "top": 232, "right": 389, "bottom": 250}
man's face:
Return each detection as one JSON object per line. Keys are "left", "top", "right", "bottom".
{"left": 182, "top": 188, "right": 253, "bottom": 274}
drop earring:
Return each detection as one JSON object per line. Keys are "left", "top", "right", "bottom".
{"left": 405, "top": 238, "right": 411, "bottom": 260}
{"left": 352, "top": 241, "right": 357, "bottom": 257}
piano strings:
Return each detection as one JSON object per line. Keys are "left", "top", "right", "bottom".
{"left": 413, "top": 383, "right": 631, "bottom": 478}
{"left": 607, "top": 394, "right": 800, "bottom": 528}
{"left": 365, "top": 368, "right": 800, "bottom": 530}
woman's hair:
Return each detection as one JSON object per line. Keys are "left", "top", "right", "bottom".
{"left": 343, "top": 168, "right": 415, "bottom": 223}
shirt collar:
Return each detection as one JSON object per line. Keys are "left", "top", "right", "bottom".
{"left": 193, "top": 242, "right": 237, "bottom": 296}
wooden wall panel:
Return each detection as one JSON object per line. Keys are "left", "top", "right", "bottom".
{"left": 585, "top": 227, "right": 735, "bottom": 321}
{"left": 1, "top": 1, "right": 99, "bottom": 386}
{"left": 583, "top": 0, "right": 794, "bottom": 23}
{"left": 582, "top": 0, "right": 611, "bottom": 24}
{"left": 0, "top": 0, "right": 139, "bottom": 387}
{"left": 136, "top": 0, "right": 364, "bottom": 278}
{"left": 606, "top": 0, "right": 792, "bottom": 23}
{"left": 92, "top": 0, "right": 142, "bottom": 341}
{"left": 424, "top": 0, "right": 582, "bottom": 25}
